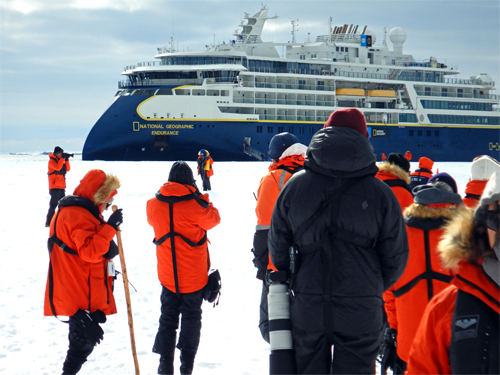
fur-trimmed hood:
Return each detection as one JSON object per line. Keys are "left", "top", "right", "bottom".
{"left": 404, "top": 203, "right": 463, "bottom": 222}
{"left": 73, "top": 169, "right": 121, "bottom": 206}
{"left": 377, "top": 162, "right": 411, "bottom": 184}
{"left": 437, "top": 207, "right": 476, "bottom": 270}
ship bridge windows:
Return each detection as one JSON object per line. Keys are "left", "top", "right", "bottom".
{"left": 193, "top": 89, "right": 205, "bottom": 96}
{"left": 141, "top": 71, "right": 197, "bottom": 80}
{"left": 163, "top": 56, "right": 245, "bottom": 66}
{"left": 200, "top": 70, "right": 239, "bottom": 83}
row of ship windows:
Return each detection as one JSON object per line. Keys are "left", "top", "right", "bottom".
{"left": 421, "top": 100, "right": 494, "bottom": 111}
{"left": 256, "top": 126, "right": 319, "bottom": 134}
{"left": 400, "top": 113, "right": 499, "bottom": 125}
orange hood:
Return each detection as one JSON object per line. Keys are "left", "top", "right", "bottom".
{"left": 73, "top": 169, "right": 120, "bottom": 210}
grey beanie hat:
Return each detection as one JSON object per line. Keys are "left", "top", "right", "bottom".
{"left": 477, "top": 172, "right": 500, "bottom": 210}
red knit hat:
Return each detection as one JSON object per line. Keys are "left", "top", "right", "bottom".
{"left": 323, "top": 108, "right": 369, "bottom": 138}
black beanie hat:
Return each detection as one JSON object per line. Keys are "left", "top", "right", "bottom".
{"left": 54, "top": 146, "right": 64, "bottom": 154}
{"left": 168, "top": 161, "right": 195, "bottom": 185}
{"left": 388, "top": 153, "right": 410, "bottom": 172}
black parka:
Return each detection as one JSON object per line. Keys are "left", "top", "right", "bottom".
{"left": 268, "top": 127, "right": 409, "bottom": 336}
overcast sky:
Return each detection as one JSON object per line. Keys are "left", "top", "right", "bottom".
{"left": 1, "top": 0, "right": 499, "bottom": 153}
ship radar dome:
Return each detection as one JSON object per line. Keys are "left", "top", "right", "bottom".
{"left": 364, "top": 28, "right": 377, "bottom": 44}
{"left": 389, "top": 27, "right": 407, "bottom": 44}
{"left": 389, "top": 27, "right": 406, "bottom": 54}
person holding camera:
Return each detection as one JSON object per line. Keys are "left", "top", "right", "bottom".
{"left": 147, "top": 161, "right": 221, "bottom": 375}
{"left": 252, "top": 132, "right": 306, "bottom": 343}
{"left": 45, "top": 146, "right": 73, "bottom": 227}
{"left": 268, "top": 108, "right": 409, "bottom": 374}
{"left": 44, "top": 169, "right": 123, "bottom": 374}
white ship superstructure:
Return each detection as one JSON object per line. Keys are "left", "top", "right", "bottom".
{"left": 83, "top": 6, "right": 499, "bottom": 161}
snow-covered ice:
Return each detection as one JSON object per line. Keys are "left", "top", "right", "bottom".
{"left": 0, "top": 154, "right": 471, "bottom": 374}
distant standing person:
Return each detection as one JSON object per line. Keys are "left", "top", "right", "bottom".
{"left": 197, "top": 149, "right": 214, "bottom": 191}
{"left": 45, "top": 146, "right": 72, "bottom": 227}
{"left": 404, "top": 150, "right": 412, "bottom": 161}
{"left": 409, "top": 156, "right": 434, "bottom": 190}
{"left": 148, "top": 161, "right": 221, "bottom": 375}
{"left": 269, "top": 108, "right": 409, "bottom": 374}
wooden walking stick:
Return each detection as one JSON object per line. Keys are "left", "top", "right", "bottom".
{"left": 112, "top": 205, "right": 140, "bottom": 375}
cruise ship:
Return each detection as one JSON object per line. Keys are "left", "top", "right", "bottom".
{"left": 82, "top": 6, "right": 500, "bottom": 162}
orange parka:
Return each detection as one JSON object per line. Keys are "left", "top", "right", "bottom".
{"left": 375, "top": 162, "right": 413, "bottom": 212}
{"left": 48, "top": 152, "right": 71, "bottom": 189}
{"left": 405, "top": 151, "right": 412, "bottom": 161}
{"left": 44, "top": 169, "right": 120, "bottom": 317}
{"left": 406, "top": 209, "right": 500, "bottom": 374}
{"left": 463, "top": 179, "right": 488, "bottom": 208}
{"left": 383, "top": 197, "right": 463, "bottom": 362}
{"left": 255, "top": 153, "right": 305, "bottom": 272}
{"left": 147, "top": 182, "right": 220, "bottom": 293}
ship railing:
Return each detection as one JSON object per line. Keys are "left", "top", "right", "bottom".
{"left": 255, "top": 82, "right": 336, "bottom": 91}
{"left": 137, "top": 61, "right": 163, "bottom": 67}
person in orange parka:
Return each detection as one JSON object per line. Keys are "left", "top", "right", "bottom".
{"left": 45, "top": 146, "right": 71, "bottom": 227}
{"left": 44, "top": 169, "right": 123, "bottom": 375}
{"left": 197, "top": 149, "right": 214, "bottom": 191}
{"left": 409, "top": 156, "right": 434, "bottom": 191}
{"left": 405, "top": 150, "right": 412, "bottom": 161}
{"left": 252, "top": 132, "right": 307, "bottom": 343}
{"left": 406, "top": 172, "right": 499, "bottom": 375}
{"left": 463, "top": 155, "right": 500, "bottom": 208}
{"left": 147, "top": 161, "right": 220, "bottom": 375}
{"left": 381, "top": 173, "right": 464, "bottom": 374}
{"left": 376, "top": 152, "right": 413, "bottom": 212}
{"left": 381, "top": 152, "right": 387, "bottom": 161}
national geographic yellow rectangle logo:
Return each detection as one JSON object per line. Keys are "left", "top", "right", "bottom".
{"left": 133, "top": 122, "right": 140, "bottom": 131}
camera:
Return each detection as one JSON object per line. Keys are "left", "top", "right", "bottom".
{"left": 62, "top": 152, "right": 74, "bottom": 159}
{"left": 268, "top": 271, "right": 297, "bottom": 374}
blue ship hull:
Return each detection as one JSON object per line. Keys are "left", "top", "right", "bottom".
{"left": 83, "top": 95, "right": 500, "bottom": 162}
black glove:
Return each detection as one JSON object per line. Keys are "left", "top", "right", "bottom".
{"left": 104, "top": 239, "right": 119, "bottom": 259}
{"left": 380, "top": 327, "right": 398, "bottom": 375}
{"left": 107, "top": 208, "right": 123, "bottom": 230}
{"left": 71, "top": 309, "right": 106, "bottom": 345}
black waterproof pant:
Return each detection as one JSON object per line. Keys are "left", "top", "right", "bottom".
{"left": 200, "top": 170, "right": 211, "bottom": 191}
{"left": 62, "top": 314, "right": 96, "bottom": 375}
{"left": 153, "top": 286, "right": 203, "bottom": 370}
{"left": 46, "top": 188, "right": 65, "bottom": 226}
{"left": 293, "top": 326, "right": 381, "bottom": 374}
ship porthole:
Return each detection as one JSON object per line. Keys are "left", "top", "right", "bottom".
{"left": 419, "top": 115, "right": 424, "bottom": 122}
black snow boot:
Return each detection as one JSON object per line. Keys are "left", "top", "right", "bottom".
{"left": 158, "top": 355, "right": 174, "bottom": 375}
{"left": 180, "top": 351, "right": 195, "bottom": 375}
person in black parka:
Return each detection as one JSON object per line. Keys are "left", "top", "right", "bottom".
{"left": 268, "top": 108, "right": 410, "bottom": 375}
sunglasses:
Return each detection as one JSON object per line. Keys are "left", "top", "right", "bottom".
{"left": 482, "top": 209, "right": 499, "bottom": 232}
